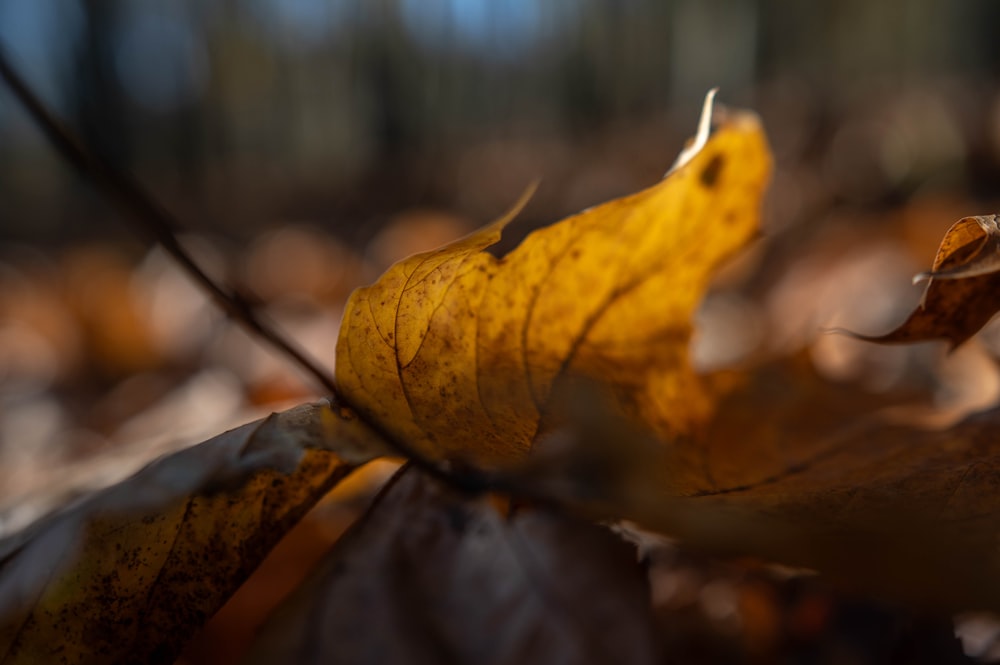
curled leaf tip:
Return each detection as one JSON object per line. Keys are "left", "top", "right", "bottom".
{"left": 504, "top": 179, "right": 540, "bottom": 222}
{"left": 666, "top": 87, "right": 719, "bottom": 176}
{"left": 821, "top": 325, "right": 921, "bottom": 346}
{"left": 821, "top": 326, "right": 862, "bottom": 339}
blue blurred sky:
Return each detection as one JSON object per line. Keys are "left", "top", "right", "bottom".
{"left": 0, "top": 0, "right": 574, "bottom": 115}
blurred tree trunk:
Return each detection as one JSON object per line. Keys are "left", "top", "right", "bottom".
{"left": 71, "top": 0, "right": 131, "bottom": 170}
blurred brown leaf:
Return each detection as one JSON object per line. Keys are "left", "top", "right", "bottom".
{"left": 848, "top": 214, "right": 1000, "bottom": 347}
{"left": 538, "top": 360, "right": 1000, "bottom": 612}
{"left": 248, "top": 465, "right": 658, "bottom": 665}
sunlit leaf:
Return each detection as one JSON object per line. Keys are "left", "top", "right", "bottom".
{"left": 336, "top": 102, "right": 772, "bottom": 465}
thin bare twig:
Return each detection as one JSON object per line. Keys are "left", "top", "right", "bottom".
{"left": 0, "top": 46, "right": 338, "bottom": 396}
{"left": 0, "top": 46, "right": 503, "bottom": 495}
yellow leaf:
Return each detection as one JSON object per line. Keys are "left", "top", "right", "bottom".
{"left": 336, "top": 102, "right": 772, "bottom": 464}
{"left": 0, "top": 402, "right": 381, "bottom": 665}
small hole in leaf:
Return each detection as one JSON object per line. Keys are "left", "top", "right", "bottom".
{"left": 700, "top": 154, "right": 725, "bottom": 188}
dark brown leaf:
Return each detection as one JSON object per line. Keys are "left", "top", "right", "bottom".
{"left": 248, "top": 465, "right": 658, "bottom": 665}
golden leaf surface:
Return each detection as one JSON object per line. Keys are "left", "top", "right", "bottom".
{"left": 0, "top": 402, "right": 381, "bottom": 665}
{"left": 336, "top": 107, "right": 772, "bottom": 464}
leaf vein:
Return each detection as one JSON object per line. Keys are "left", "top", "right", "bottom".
{"left": 136, "top": 496, "right": 196, "bottom": 623}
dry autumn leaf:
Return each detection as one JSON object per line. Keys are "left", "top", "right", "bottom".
{"left": 847, "top": 214, "right": 1000, "bottom": 347}
{"left": 0, "top": 92, "right": 776, "bottom": 664}
{"left": 335, "top": 101, "right": 772, "bottom": 465}
{"left": 248, "top": 465, "right": 658, "bottom": 665}
{"left": 526, "top": 359, "right": 1000, "bottom": 612}
{"left": 673, "top": 407, "right": 1000, "bottom": 612}
{"left": 0, "top": 402, "right": 382, "bottom": 665}
{"left": 11, "top": 80, "right": 1000, "bottom": 664}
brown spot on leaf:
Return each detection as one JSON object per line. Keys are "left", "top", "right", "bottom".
{"left": 700, "top": 153, "right": 725, "bottom": 188}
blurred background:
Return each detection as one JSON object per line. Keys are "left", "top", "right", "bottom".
{"left": 5, "top": 1, "right": 1000, "bottom": 661}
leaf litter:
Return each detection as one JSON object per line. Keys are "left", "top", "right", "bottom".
{"left": 4, "top": 88, "right": 1000, "bottom": 663}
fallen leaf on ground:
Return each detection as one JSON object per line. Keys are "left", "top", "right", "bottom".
{"left": 672, "top": 405, "right": 1000, "bottom": 612}
{"left": 332, "top": 98, "right": 1000, "bottom": 613}
{"left": 526, "top": 359, "right": 1000, "bottom": 612}
{"left": 335, "top": 102, "right": 772, "bottom": 464}
{"left": 248, "top": 465, "right": 658, "bottom": 665}
{"left": 0, "top": 402, "right": 383, "bottom": 665}
{"left": 847, "top": 214, "right": 1000, "bottom": 347}
{"left": 691, "top": 355, "right": 929, "bottom": 492}
{"left": 11, "top": 88, "right": 1000, "bottom": 665}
